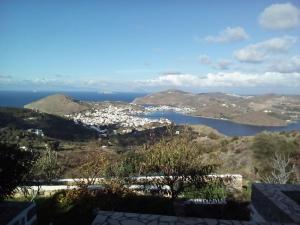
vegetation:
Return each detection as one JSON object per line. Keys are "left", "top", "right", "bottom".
{"left": 141, "top": 130, "right": 217, "bottom": 200}
{"left": 0, "top": 143, "right": 35, "bottom": 200}
{"left": 1, "top": 106, "right": 299, "bottom": 223}
{"left": 183, "top": 181, "right": 227, "bottom": 200}
{"left": 35, "top": 187, "right": 250, "bottom": 225}
{"left": 252, "top": 131, "right": 299, "bottom": 179}
{"left": 262, "top": 153, "right": 297, "bottom": 184}
{"left": 0, "top": 107, "right": 98, "bottom": 141}
{"left": 31, "top": 148, "right": 61, "bottom": 184}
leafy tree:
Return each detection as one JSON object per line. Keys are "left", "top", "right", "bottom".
{"left": 74, "top": 151, "right": 113, "bottom": 189}
{"left": 141, "top": 133, "right": 217, "bottom": 200}
{"left": 117, "top": 150, "right": 146, "bottom": 177}
{"left": 0, "top": 143, "right": 35, "bottom": 200}
{"left": 31, "top": 147, "right": 61, "bottom": 184}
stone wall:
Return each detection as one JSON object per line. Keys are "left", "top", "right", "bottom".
{"left": 251, "top": 183, "right": 300, "bottom": 224}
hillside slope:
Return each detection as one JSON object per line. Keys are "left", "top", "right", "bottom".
{"left": 24, "top": 94, "right": 90, "bottom": 116}
{"left": 0, "top": 107, "right": 98, "bottom": 141}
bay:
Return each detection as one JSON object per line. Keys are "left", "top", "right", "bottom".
{"left": 145, "top": 111, "right": 300, "bottom": 136}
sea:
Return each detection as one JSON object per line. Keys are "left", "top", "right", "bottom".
{"left": 1, "top": 90, "right": 300, "bottom": 136}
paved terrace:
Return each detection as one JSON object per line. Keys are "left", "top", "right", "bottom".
{"left": 91, "top": 211, "right": 290, "bottom": 225}
{"left": 91, "top": 183, "right": 300, "bottom": 225}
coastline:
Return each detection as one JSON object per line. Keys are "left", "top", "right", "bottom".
{"left": 189, "top": 113, "right": 288, "bottom": 127}
{"left": 149, "top": 111, "right": 292, "bottom": 128}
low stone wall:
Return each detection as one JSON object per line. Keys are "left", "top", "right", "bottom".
{"left": 53, "top": 174, "right": 243, "bottom": 190}
{"left": 14, "top": 174, "right": 242, "bottom": 197}
{"left": 251, "top": 183, "right": 300, "bottom": 224}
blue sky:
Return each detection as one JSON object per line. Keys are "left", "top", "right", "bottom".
{"left": 0, "top": 0, "right": 299, "bottom": 94}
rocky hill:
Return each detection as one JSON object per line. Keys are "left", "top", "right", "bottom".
{"left": 24, "top": 94, "right": 90, "bottom": 116}
{"left": 133, "top": 90, "right": 300, "bottom": 126}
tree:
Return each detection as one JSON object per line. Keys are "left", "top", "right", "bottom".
{"left": 141, "top": 133, "right": 217, "bottom": 200}
{"left": 31, "top": 147, "right": 61, "bottom": 184}
{"left": 75, "top": 151, "right": 113, "bottom": 189}
{"left": 0, "top": 143, "right": 35, "bottom": 200}
{"left": 262, "top": 153, "right": 296, "bottom": 184}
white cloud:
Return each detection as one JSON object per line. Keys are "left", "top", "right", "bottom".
{"left": 137, "top": 72, "right": 300, "bottom": 88}
{"left": 259, "top": 3, "right": 300, "bottom": 30}
{"left": 234, "top": 36, "right": 297, "bottom": 63}
{"left": 203, "top": 26, "right": 249, "bottom": 43}
{"left": 268, "top": 55, "right": 300, "bottom": 73}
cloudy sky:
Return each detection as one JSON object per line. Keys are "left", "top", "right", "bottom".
{"left": 0, "top": 0, "right": 299, "bottom": 94}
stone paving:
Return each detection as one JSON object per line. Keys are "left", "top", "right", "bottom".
{"left": 91, "top": 183, "right": 300, "bottom": 225}
{"left": 91, "top": 210, "right": 290, "bottom": 225}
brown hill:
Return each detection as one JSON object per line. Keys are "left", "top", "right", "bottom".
{"left": 132, "top": 89, "right": 300, "bottom": 126}
{"left": 24, "top": 94, "right": 90, "bottom": 116}
{"left": 232, "top": 111, "right": 286, "bottom": 126}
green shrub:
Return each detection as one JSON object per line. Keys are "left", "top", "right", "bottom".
{"left": 183, "top": 181, "right": 227, "bottom": 200}
{"left": 252, "top": 132, "right": 299, "bottom": 175}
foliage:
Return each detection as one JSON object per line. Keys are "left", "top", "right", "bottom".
{"left": 31, "top": 148, "right": 61, "bottom": 184}
{"left": 117, "top": 150, "right": 146, "bottom": 177}
{"left": 208, "top": 132, "right": 219, "bottom": 140}
{"left": 142, "top": 129, "right": 217, "bottom": 200}
{"left": 74, "top": 151, "right": 114, "bottom": 188}
{"left": 0, "top": 143, "right": 36, "bottom": 200}
{"left": 0, "top": 107, "right": 98, "bottom": 141}
{"left": 183, "top": 181, "right": 227, "bottom": 200}
{"left": 252, "top": 132, "right": 298, "bottom": 176}
{"left": 35, "top": 188, "right": 250, "bottom": 224}
{"left": 36, "top": 190, "right": 174, "bottom": 225}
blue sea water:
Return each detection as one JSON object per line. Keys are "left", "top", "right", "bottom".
{"left": 0, "top": 91, "right": 146, "bottom": 107}
{"left": 1, "top": 91, "right": 299, "bottom": 136}
{"left": 145, "top": 111, "right": 300, "bottom": 136}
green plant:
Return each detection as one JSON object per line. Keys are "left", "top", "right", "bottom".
{"left": 142, "top": 132, "right": 217, "bottom": 200}
{"left": 31, "top": 148, "right": 61, "bottom": 184}
{"left": 183, "top": 181, "right": 227, "bottom": 200}
{"left": 0, "top": 143, "right": 36, "bottom": 200}
{"left": 252, "top": 132, "right": 298, "bottom": 176}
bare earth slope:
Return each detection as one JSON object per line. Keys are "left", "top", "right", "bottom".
{"left": 24, "top": 94, "right": 90, "bottom": 116}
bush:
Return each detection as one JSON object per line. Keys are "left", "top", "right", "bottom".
{"left": 252, "top": 132, "right": 298, "bottom": 176}
{"left": 142, "top": 133, "right": 217, "bottom": 200}
{"left": 0, "top": 143, "right": 36, "bottom": 200}
{"left": 183, "top": 181, "right": 227, "bottom": 200}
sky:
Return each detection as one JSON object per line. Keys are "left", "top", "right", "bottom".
{"left": 0, "top": 0, "right": 300, "bottom": 94}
